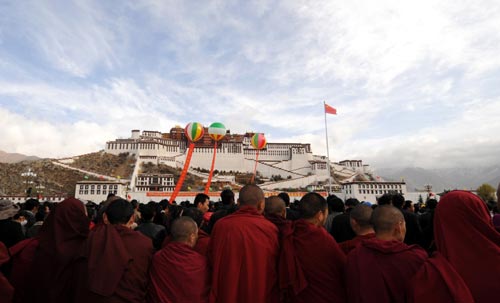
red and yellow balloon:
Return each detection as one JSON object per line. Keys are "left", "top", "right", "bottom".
{"left": 250, "top": 133, "right": 266, "bottom": 184}
{"left": 170, "top": 122, "right": 204, "bottom": 202}
{"left": 204, "top": 122, "right": 227, "bottom": 194}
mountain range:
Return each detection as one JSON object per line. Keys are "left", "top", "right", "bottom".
{"left": 377, "top": 166, "right": 500, "bottom": 193}
{"left": 0, "top": 150, "right": 40, "bottom": 163}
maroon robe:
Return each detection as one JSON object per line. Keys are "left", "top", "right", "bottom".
{"left": 408, "top": 252, "right": 474, "bottom": 303}
{"left": 30, "top": 198, "right": 90, "bottom": 303}
{"left": 149, "top": 241, "right": 209, "bottom": 303}
{"left": 75, "top": 224, "right": 153, "bottom": 303}
{"left": 339, "top": 233, "right": 376, "bottom": 255}
{"left": 0, "top": 242, "right": 14, "bottom": 303}
{"left": 279, "top": 219, "right": 346, "bottom": 303}
{"left": 346, "top": 238, "right": 427, "bottom": 303}
{"left": 8, "top": 238, "right": 39, "bottom": 303}
{"left": 209, "top": 206, "right": 279, "bottom": 303}
{"left": 434, "top": 191, "right": 500, "bottom": 303}
{"left": 162, "top": 229, "right": 210, "bottom": 257}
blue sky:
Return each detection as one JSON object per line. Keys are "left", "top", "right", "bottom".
{"left": 1, "top": 0, "right": 500, "bottom": 169}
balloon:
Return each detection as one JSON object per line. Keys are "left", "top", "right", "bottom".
{"left": 251, "top": 133, "right": 267, "bottom": 150}
{"left": 185, "top": 122, "right": 204, "bottom": 142}
{"left": 208, "top": 122, "right": 226, "bottom": 141}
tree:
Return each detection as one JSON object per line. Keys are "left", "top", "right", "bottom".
{"left": 418, "top": 195, "right": 423, "bottom": 205}
{"left": 476, "top": 183, "right": 496, "bottom": 202}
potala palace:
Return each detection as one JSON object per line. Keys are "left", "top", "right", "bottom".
{"left": 73, "top": 127, "right": 411, "bottom": 203}
{"left": 104, "top": 128, "right": 372, "bottom": 185}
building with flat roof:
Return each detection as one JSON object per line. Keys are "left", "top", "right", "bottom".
{"left": 341, "top": 181, "right": 407, "bottom": 204}
{"left": 75, "top": 181, "right": 127, "bottom": 203}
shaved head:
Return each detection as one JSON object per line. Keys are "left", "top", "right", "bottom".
{"left": 265, "top": 196, "right": 286, "bottom": 216}
{"left": 239, "top": 185, "right": 265, "bottom": 207}
{"left": 371, "top": 205, "right": 404, "bottom": 234}
{"left": 299, "top": 192, "right": 327, "bottom": 219}
{"left": 350, "top": 204, "right": 373, "bottom": 228}
{"left": 171, "top": 217, "right": 198, "bottom": 242}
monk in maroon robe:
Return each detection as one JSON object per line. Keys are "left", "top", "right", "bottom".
{"left": 8, "top": 237, "right": 39, "bottom": 303}
{"left": 75, "top": 199, "right": 153, "bottom": 303}
{"left": 264, "top": 196, "right": 292, "bottom": 238}
{"left": 209, "top": 185, "right": 279, "bottom": 303}
{"left": 0, "top": 242, "right": 14, "bottom": 303}
{"left": 408, "top": 252, "right": 474, "bottom": 303}
{"left": 149, "top": 217, "right": 210, "bottom": 303}
{"left": 28, "top": 198, "right": 90, "bottom": 303}
{"left": 162, "top": 208, "right": 211, "bottom": 256}
{"left": 433, "top": 190, "right": 500, "bottom": 303}
{"left": 346, "top": 205, "right": 427, "bottom": 303}
{"left": 339, "top": 204, "right": 375, "bottom": 255}
{"left": 280, "top": 192, "right": 346, "bottom": 303}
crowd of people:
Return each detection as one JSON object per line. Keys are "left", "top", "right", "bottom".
{"left": 0, "top": 184, "right": 499, "bottom": 303}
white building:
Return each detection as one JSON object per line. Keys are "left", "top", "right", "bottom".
{"left": 105, "top": 129, "right": 332, "bottom": 182}
{"left": 135, "top": 174, "right": 175, "bottom": 192}
{"left": 341, "top": 181, "right": 408, "bottom": 204}
{"left": 75, "top": 181, "right": 127, "bottom": 203}
{"left": 0, "top": 195, "right": 67, "bottom": 204}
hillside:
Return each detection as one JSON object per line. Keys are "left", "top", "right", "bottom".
{"left": 66, "top": 151, "right": 136, "bottom": 179}
{"left": 0, "top": 150, "right": 40, "bottom": 163}
{"left": 0, "top": 160, "right": 100, "bottom": 196}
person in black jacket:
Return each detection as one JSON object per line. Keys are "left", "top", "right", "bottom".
{"left": 0, "top": 199, "right": 24, "bottom": 248}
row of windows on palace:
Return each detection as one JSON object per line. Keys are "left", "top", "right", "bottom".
{"left": 345, "top": 189, "right": 404, "bottom": 195}
{"left": 78, "top": 184, "right": 119, "bottom": 196}
{"left": 344, "top": 183, "right": 404, "bottom": 190}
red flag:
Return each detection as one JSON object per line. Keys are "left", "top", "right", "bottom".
{"left": 325, "top": 103, "right": 337, "bottom": 115}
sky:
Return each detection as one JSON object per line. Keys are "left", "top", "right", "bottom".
{"left": 1, "top": 0, "right": 500, "bottom": 169}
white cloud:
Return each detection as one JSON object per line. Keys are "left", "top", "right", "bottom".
{"left": 1, "top": 0, "right": 500, "bottom": 169}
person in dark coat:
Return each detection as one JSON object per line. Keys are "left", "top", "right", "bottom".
{"left": 0, "top": 200, "right": 24, "bottom": 248}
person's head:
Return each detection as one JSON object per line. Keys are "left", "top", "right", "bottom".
{"left": 350, "top": 204, "right": 374, "bottom": 236}
{"left": 159, "top": 199, "right": 170, "bottom": 211}
{"left": 377, "top": 193, "right": 393, "bottom": 206}
{"left": 104, "top": 199, "right": 135, "bottom": 228}
{"left": 170, "top": 217, "right": 198, "bottom": 248}
{"left": 25, "top": 198, "right": 40, "bottom": 212}
{"left": 13, "top": 213, "right": 27, "bottom": 225}
{"left": 0, "top": 199, "right": 20, "bottom": 220}
{"left": 371, "top": 205, "right": 406, "bottom": 242}
{"left": 327, "top": 195, "right": 345, "bottom": 213}
{"left": 182, "top": 207, "right": 203, "bottom": 227}
{"left": 278, "top": 192, "right": 290, "bottom": 207}
{"left": 264, "top": 196, "right": 286, "bottom": 218}
{"left": 35, "top": 209, "right": 46, "bottom": 222}
{"left": 139, "top": 204, "right": 155, "bottom": 222}
{"left": 220, "top": 189, "right": 235, "bottom": 206}
{"left": 299, "top": 192, "right": 328, "bottom": 226}
{"left": 391, "top": 194, "right": 405, "bottom": 209}
{"left": 194, "top": 193, "right": 210, "bottom": 214}
{"left": 426, "top": 199, "right": 438, "bottom": 210}
{"left": 403, "top": 200, "right": 414, "bottom": 212}
{"left": 238, "top": 185, "right": 265, "bottom": 213}
{"left": 130, "top": 199, "right": 139, "bottom": 210}
{"left": 345, "top": 198, "right": 360, "bottom": 210}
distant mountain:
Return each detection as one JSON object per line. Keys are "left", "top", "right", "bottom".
{"left": 0, "top": 150, "right": 40, "bottom": 163}
{"left": 377, "top": 166, "right": 500, "bottom": 193}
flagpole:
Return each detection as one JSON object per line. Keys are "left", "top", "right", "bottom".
{"left": 324, "top": 101, "right": 333, "bottom": 194}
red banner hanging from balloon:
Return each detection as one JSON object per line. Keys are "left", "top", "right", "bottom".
{"left": 204, "top": 142, "right": 218, "bottom": 194}
{"left": 169, "top": 142, "right": 194, "bottom": 203}
{"left": 250, "top": 150, "right": 260, "bottom": 184}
